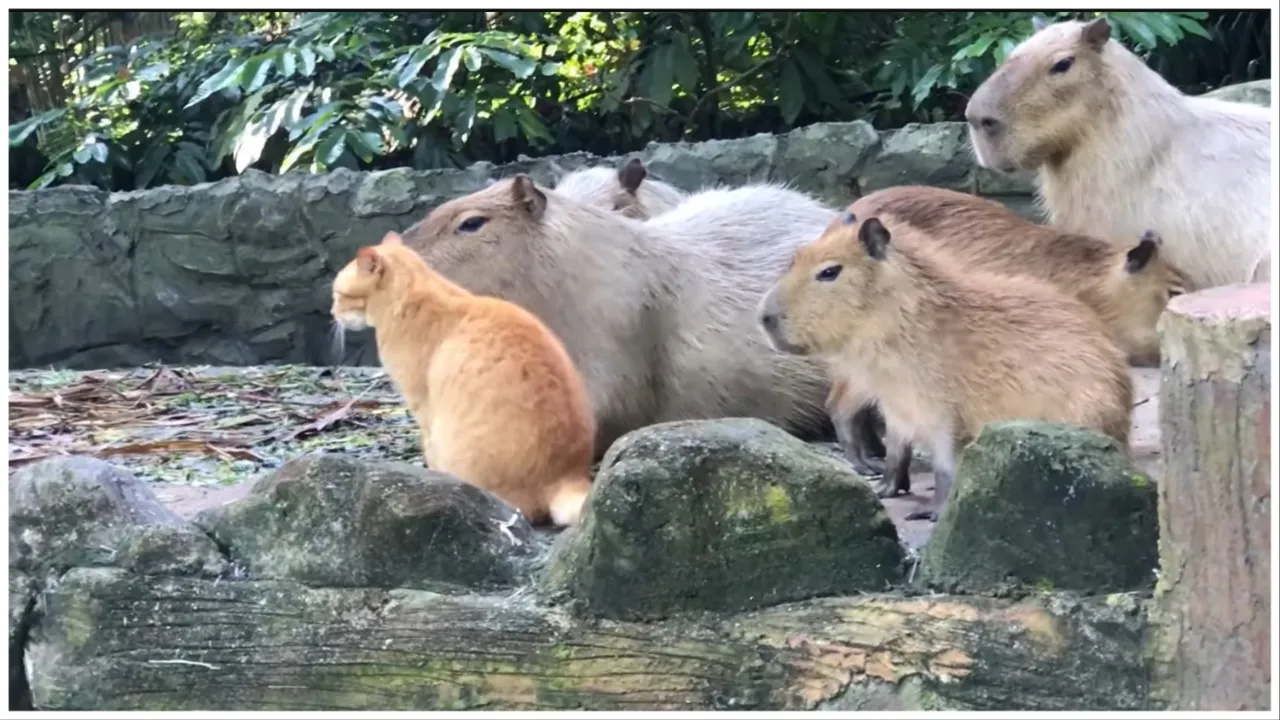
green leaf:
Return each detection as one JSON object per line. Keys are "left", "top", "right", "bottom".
{"left": 1170, "top": 14, "right": 1212, "bottom": 40}
{"left": 133, "top": 62, "right": 170, "bottom": 82}
{"left": 73, "top": 147, "right": 92, "bottom": 164}
{"left": 282, "top": 87, "right": 312, "bottom": 131}
{"left": 299, "top": 46, "right": 318, "bottom": 76}
{"left": 172, "top": 147, "right": 207, "bottom": 185}
{"left": 186, "top": 57, "right": 247, "bottom": 108}
{"left": 397, "top": 47, "right": 435, "bottom": 89}
{"left": 453, "top": 97, "right": 478, "bottom": 145}
{"left": 233, "top": 117, "right": 271, "bottom": 173}
{"left": 344, "top": 129, "right": 383, "bottom": 163}
{"left": 279, "top": 141, "right": 314, "bottom": 174}
{"left": 314, "top": 128, "right": 347, "bottom": 167}
{"left": 462, "top": 46, "right": 483, "bottom": 73}
{"left": 315, "top": 44, "right": 337, "bottom": 63}
{"left": 953, "top": 33, "right": 996, "bottom": 61}
{"left": 911, "top": 64, "right": 945, "bottom": 109}
{"left": 134, "top": 142, "right": 171, "bottom": 188}
{"left": 513, "top": 103, "right": 553, "bottom": 144}
{"left": 279, "top": 50, "right": 298, "bottom": 79}
{"left": 539, "top": 61, "right": 561, "bottom": 76}
{"left": 211, "top": 90, "right": 267, "bottom": 163}
{"left": 57, "top": 162, "right": 75, "bottom": 177}
{"left": 8, "top": 108, "right": 64, "bottom": 146}
{"left": 778, "top": 59, "right": 805, "bottom": 126}
{"left": 88, "top": 139, "right": 108, "bottom": 164}
{"left": 492, "top": 105, "right": 518, "bottom": 143}
{"left": 1110, "top": 14, "right": 1158, "bottom": 50}
{"left": 430, "top": 47, "right": 464, "bottom": 92}
{"left": 641, "top": 43, "right": 676, "bottom": 108}
{"left": 30, "top": 168, "right": 59, "bottom": 189}
{"left": 242, "top": 54, "right": 276, "bottom": 93}
{"left": 477, "top": 47, "right": 537, "bottom": 78}
{"left": 669, "top": 33, "right": 698, "bottom": 91}
{"left": 995, "top": 37, "right": 1018, "bottom": 64}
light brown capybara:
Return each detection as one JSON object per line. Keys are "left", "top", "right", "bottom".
{"left": 965, "top": 16, "right": 1271, "bottom": 289}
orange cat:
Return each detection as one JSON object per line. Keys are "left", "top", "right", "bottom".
{"left": 330, "top": 231, "right": 597, "bottom": 527}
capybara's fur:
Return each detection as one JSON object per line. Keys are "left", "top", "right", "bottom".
{"left": 849, "top": 185, "right": 1189, "bottom": 365}
{"left": 965, "top": 17, "right": 1272, "bottom": 289}
{"left": 399, "top": 175, "right": 844, "bottom": 460}
{"left": 553, "top": 158, "right": 689, "bottom": 220}
{"left": 330, "top": 230, "right": 596, "bottom": 527}
{"left": 758, "top": 212, "right": 1132, "bottom": 520}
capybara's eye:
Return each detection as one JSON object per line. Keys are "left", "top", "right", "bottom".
{"left": 815, "top": 265, "right": 843, "bottom": 282}
{"left": 457, "top": 216, "right": 489, "bottom": 233}
{"left": 1049, "top": 57, "right": 1075, "bottom": 75}
{"left": 842, "top": 211, "right": 857, "bottom": 225}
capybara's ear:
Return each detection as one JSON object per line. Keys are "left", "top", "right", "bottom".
{"left": 510, "top": 173, "right": 547, "bottom": 219}
{"left": 380, "top": 231, "right": 404, "bottom": 246}
{"left": 356, "top": 246, "right": 382, "bottom": 275}
{"left": 617, "top": 158, "right": 647, "bottom": 194}
{"left": 858, "top": 218, "right": 891, "bottom": 261}
{"left": 1081, "top": 17, "right": 1111, "bottom": 51}
{"left": 1031, "top": 14, "right": 1051, "bottom": 33}
{"left": 1124, "top": 231, "right": 1161, "bottom": 274}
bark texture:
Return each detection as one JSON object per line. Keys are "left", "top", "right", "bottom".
{"left": 1150, "top": 283, "right": 1271, "bottom": 710}
{"left": 26, "top": 568, "right": 1151, "bottom": 711}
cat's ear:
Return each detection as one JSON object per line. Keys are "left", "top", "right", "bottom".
{"left": 380, "top": 231, "right": 404, "bottom": 246}
{"left": 356, "top": 246, "right": 382, "bottom": 275}
{"left": 510, "top": 173, "right": 547, "bottom": 219}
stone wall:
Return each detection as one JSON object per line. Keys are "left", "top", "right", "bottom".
{"left": 7, "top": 120, "right": 1039, "bottom": 370}
{"left": 8, "top": 77, "right": 1269, "bottom": 370}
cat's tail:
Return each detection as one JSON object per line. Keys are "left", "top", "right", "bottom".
{"left": 548, "top": 475, "right": 593, "bottom": 527}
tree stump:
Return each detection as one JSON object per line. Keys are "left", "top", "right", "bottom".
{"left": 1150, "top": 283, "right": 1271, "bottom": 710}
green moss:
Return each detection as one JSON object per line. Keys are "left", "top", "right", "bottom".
{"left": 1130, "top": 473, "right": 1150, "bottom": 489}
{"left": 763, "top": 485, "right": 796, "bottom": 524}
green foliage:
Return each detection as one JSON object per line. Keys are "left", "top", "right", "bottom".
{"left": 6, "top": 10, "right": 1242, "bottom": 192}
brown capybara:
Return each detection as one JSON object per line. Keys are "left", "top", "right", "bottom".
{"left": 758, "top": 211, "right": 1133, "bottom": 521}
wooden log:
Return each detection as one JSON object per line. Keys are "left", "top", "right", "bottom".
{"left": 1150, "top": 283, "right": 1272, "bottom": 710}
{"left": 25, "top": 568, "right": 1151, "bottom": 711}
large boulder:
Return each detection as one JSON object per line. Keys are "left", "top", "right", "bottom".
{"left": 195, "top": 453, "right": 540, "bottom": 592}
{"left": 543, "top": 418, "right": 904, "bottom": 619}
{"left": 8, "top": 455, "right": 227, "bottom": 577}
{"left": 915, "top": 422, "right": 1159, "bottom": 594}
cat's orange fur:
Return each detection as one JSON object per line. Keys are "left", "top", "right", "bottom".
{"left": 330, "top": 231, "right": 597, "bottom": 527}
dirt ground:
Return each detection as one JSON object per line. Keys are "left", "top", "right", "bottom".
{"left": 9, "top": 365, "right": 1162, "bottom": 553}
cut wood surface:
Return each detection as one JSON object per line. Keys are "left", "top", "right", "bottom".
{"left": 1150, "top": 283, "right": 1271, "bottom": 711}
{"left": 27, "top": 568, "right": 1150, "bottom": 711}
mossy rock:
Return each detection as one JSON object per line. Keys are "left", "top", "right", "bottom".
{"left": 195, "top": 453, "right": 540, "bottom": 592}
{"left": 8, "top": 455, "right": 226, "bottom": 578}
{"left": 916, "top": 421, "right": 1158, "bottom": 594}
{"left": 542, "top": 418, "right": 903, "bottom": 620}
